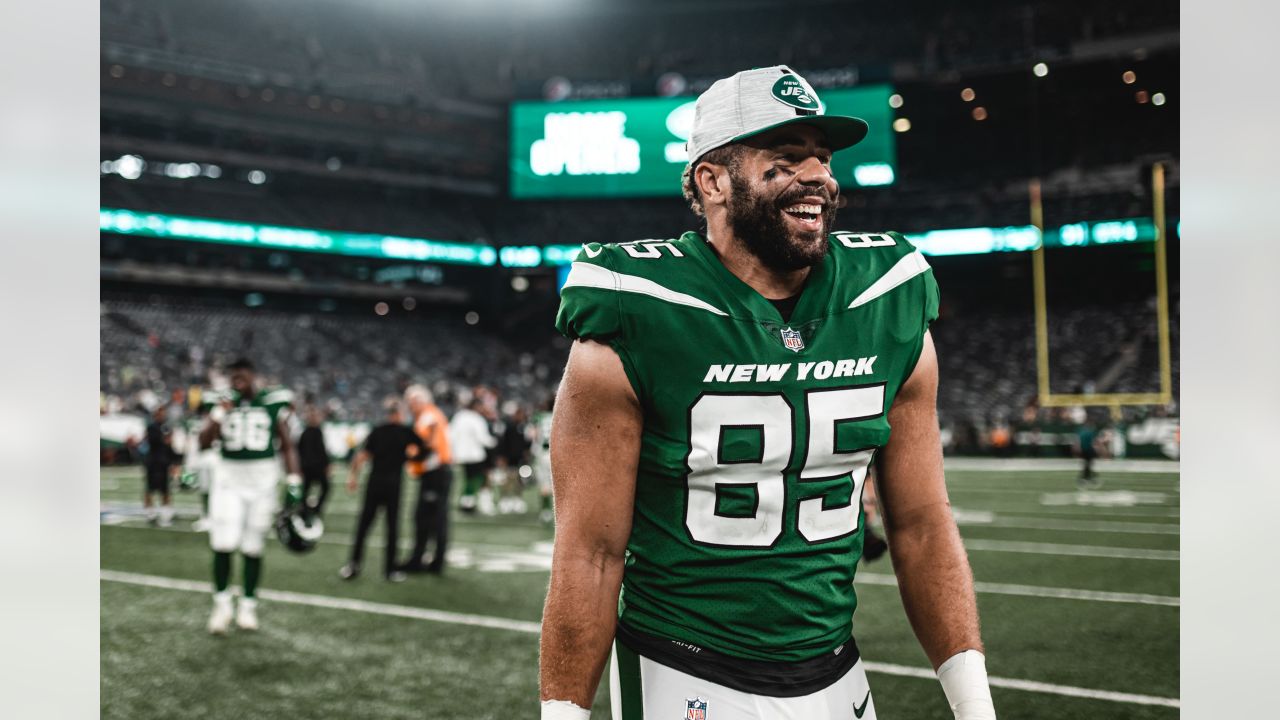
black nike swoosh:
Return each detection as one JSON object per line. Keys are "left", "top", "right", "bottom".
{"left": 853, "top": 690, "right": 872, "bottom": 718}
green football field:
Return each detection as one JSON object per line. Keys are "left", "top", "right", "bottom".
{"left": 100, "top": 460, "right": 1179, "bottom": 719}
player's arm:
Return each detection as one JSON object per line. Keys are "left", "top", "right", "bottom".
{"left": 198, "top": 400, "right": 229, "bottom": 450}
{"left": 876, "top": 331, "right": 996, "bottom": 719}
{"left": 539, "top": 339, "right": 642, "bottom": 718}
{"left": 275, "top": 412, "right": 303, "bottom": 504}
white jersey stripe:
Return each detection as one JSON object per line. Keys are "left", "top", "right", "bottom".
{"left": 848, "top": 250, "right": 931, "bottom": 309}
{"left": 562, "top": 261, "right": 729, "bottom": 316}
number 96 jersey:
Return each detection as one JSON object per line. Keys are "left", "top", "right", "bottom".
{"left": 218, "top": 387, "right": 293, "bottom": 462}
{"left": 555, "top": 231, "right": 939, "bottom": 664}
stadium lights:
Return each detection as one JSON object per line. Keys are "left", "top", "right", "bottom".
{"left": 1122, "top": 70, "right": 1137, "bottom": 84}
{"left": 101, "top": 156, "right": 221, "bottom": 181}
{"left": 99, "top": 208, "right": 1178, "bottom": 269}
{"left": 99, "top": 208, "right": 501, "bottom": 267}
{"left": 464, "top": 311, "right": 480, "bottom": 326}
{"left": 107, "top": 154, "right": 145, "bottom": 180}
{"left": 972, "top": 107, "right": 988, "bottom": 121}
{"left": 888, "top": 93, "right": 903, "bottom": 109}
{"left": 247, "top": 170, "right": 267, "bottom": 185}
{"left": 852, "top": 163, "right": 895, "bottom": 187}
{"left": 892, "top": 118, "right": 911, "bottom": 133}
{"left": 374, "top": 302, "right": 389, "bottom": 316}
{"left": 960, "top": 88, "right": 975, "bottom": 102}
{"left": 1152, "top": 92, "right": 1166, "bottom": 106}
{"left": 1135, "top": 90, "right": 1150, "bottom": 104}
{"left": 164, "top": 162, "right": 203, "bottom": 179}
{"left": 1033, "top": 62, "right": 1049, "bottom": 77}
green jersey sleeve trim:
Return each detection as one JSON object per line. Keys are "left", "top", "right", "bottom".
{"left": 847, "top": 249, "right": 931, "bottom": 309}
{"left": 562, "top": 261, "right": 729, "bottom": 317}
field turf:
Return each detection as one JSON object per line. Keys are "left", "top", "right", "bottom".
{"left": 101, "top": 460, "right": 1178, "bottom": 719}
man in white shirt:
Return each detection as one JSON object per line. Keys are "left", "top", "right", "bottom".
{"left": 450, "top": 396, "right": 497, "bottom": 514}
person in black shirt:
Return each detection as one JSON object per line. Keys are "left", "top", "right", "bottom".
{"left": 340, "top": 399, "right": 426, "bottom": 582}
{"left": 143, "top": 404, "right": 175, "bottom": 527}
{"left": 297, "top": 405, "right": 331, "bottom": 516}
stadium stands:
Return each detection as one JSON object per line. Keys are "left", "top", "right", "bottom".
{"left": 100, "top": 290, "right": 1177, "bottom": 452}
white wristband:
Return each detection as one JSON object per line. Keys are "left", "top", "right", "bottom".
{"left": 937, "top": 650, "right": 996, "bottom": 720}
{"left": 285, "top": 473, "right": 302, "bottom": 487}
{"left": 540, "top": 699, "right": 590, "bottom": 720}
{"left": 208, "top": 406, "right": 227, "bottom": 424}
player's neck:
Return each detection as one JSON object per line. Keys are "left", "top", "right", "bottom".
{"left": 704, "top": 226, "right": 810, "bottom": 300}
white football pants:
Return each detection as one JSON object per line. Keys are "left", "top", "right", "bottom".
{"left": 209, "top": 458, "right": 280, "bottom": 556}
{"left": 609, "top": 640, "right": 877, "bottom": 720}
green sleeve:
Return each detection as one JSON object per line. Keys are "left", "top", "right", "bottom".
{"left": 554, "top": 243, "right": 623, "bottom": 343}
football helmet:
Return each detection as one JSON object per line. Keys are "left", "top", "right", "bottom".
{"left": 275, "top": 506, "right": 324, "bottom": 553}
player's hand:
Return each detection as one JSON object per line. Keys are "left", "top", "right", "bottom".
{"left": 284, "top": 473, "right": 304, "bottom": 507}
{"left": 346, "top": 475, "right": 358, "bottom": 494}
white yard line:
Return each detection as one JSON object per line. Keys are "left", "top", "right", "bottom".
{"left": 100, "top": 570, "right": 541, "bottom": 633}
{"left": 961, "top": 538, "right": 1178, "bottom": 561}
{"left": 943, "top": 458, "right": 1179, "bottom": 474}
{"left": 100, "top": 569, "right": 1179, "bottom": 708}
{"left": 855, "top": 572, "right": 1178, "bottom": 607}
{"left": 977, "top": 517, "right": 1180, "bottom": 536}
{"left": 860, "top": 661, "right": 1180, "bottom": 708}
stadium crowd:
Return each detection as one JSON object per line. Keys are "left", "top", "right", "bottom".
{"left": 101, "top": 289, "right": 1178, "bottom": 462}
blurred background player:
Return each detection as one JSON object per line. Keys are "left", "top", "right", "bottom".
{"left": 142, "top": 404, "right": 176, "bottom": 527}
{"left": 530, "top": 398, "right": 555, "bottom": 523}
{"left": 450, "top": 393, "right": 497, "bottom": 515}
{"left": 341, "top": 398, "right": 426, "bottom": 582}
{"left": 1076, "top": 419, "right": 1103, "bottom": 487}
{"left": 180, "top": 401, "right": 215, "bottom": 532}
{"left": 403, "top": 385, "right": 453, "bottom": 574}
{"left": 199, "top": 358, "right": 300, "bottom": 635}
{"left": 298, "top": 405, "right": 332, "bottom": 516}
{"left": 494, "top": 402, "right": 532, "bottom": 515}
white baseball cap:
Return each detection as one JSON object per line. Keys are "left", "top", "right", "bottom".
{"left": 685, "top": 65, "right": 869, "bottom": 165}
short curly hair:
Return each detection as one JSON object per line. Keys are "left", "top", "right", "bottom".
{"left": 681, "top": 144, "right": 747, "bottom": 219}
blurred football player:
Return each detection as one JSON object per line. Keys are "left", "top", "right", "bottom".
{"left": 540, "top": 67, "right": 994, "bottom": 720}
{"left": 142, "top": 404, "right": 176, "bottom": 527}
{"left": 450, "top": 394, "right": 497, "bottom": 515}
{"left": 494, "top": 403, "right": 532, "bottom": 515}
{"left": 180, "top": 401, "right": 216, "bottom": 532}
{"left": 199, "top": 358, "right": 300, "bottom": 635}
{"left": 530, "top": 397, "right": 555, "bottom": 523}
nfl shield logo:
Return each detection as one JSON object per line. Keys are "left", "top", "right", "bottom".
{"left": 686, "top": 698, "right": 708, "bottom": 720}
{"left": 780, "top": 327, "right": 805, "bottom": 352}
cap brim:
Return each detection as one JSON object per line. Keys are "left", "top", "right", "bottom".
{"left": 733, "top": 114, "right": 870, "bottom": 152}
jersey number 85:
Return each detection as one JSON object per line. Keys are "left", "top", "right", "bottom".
{"left": 684, "top": 385, "right": 884, "bottom": 548}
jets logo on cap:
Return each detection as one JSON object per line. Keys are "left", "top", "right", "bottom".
{"left": 771, "top": 74, "right": 821, "bottom": 111}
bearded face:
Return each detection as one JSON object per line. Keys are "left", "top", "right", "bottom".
{"left": 725, "top": 167, "right": 838, "bottom": 273}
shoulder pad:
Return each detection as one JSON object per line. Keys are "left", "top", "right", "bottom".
{"left": 259, "top": 387, "right": 294, "bottom": 407}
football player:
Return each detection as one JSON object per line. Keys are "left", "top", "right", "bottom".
{"left": 199, "top": 358, "right": 301, "bottom": 635}
{"left": 530, "top": 397, "right": 554, "bottom": 523}
{"left": 540, "top": 67, "right": 995, "bottom": 720}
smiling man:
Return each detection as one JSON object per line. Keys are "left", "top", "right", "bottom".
{"left": 540, "top": 66, "right": 995, "bottom": 720}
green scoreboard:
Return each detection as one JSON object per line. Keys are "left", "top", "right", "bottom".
{"left": 510, "top": 85, "right": 897, "bottom": 199}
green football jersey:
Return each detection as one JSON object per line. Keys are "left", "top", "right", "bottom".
{"left": 555, "top": 230, "right": 939, "bottom": 663}
{"left": 218, "top": 386, "right": 293, "bottom": 461}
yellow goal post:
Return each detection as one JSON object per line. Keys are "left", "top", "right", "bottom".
{"left": 1029, "top": 164, "right": 1174, "bottom": 416}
